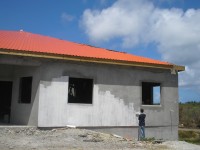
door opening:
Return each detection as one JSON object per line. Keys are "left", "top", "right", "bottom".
{"left": 0, "top": 81, "right": 12, "bottom": 123}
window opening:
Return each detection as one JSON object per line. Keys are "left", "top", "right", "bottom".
{"left": 142, "top": 82, "right": 161, "bottom": 105}
{"left": 19, "top": 77, "right": 32, "bottom": 103}
{"left": 68, "top": 77, "right": 93, "bottom": 104}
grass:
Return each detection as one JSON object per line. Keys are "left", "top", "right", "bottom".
{"left": 179, "top": 130, "right": 200, "bottom": 145}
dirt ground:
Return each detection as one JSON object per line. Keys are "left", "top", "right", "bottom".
{"left": 0, "top": 127, "right": 200, "bottom": 150}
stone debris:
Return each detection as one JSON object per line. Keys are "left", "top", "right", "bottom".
{"left": 153, "top": 139, "right": 165, "bottom": 144}
{"left": 9, "top": 146, "right": 14, "bottom": 149}
{"left": 112, "top": 134, "right": 123, "bottom": 139}
{"left": 51, "top": 129, "right": 57, "bottom": 132}
{"left": 66, "top": 125, "right": 76, "bottom": 128}
{"left": 83, "top": 139, "right": 103, "bottom": 142}
{"left": 78, "top": 134, "right": 87, "bottom": 138}
{"left": 0, "top": 127, "right": 199, "bottom": 150}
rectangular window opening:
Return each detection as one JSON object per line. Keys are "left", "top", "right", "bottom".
{"left": 19, "top": 77, "right": 32, "bottom": 103}
{"left": 142, "top": 82, "right": 161, "bottom": 105}
{"left": 68, "top": 77, "right": 93, "bottom": 104}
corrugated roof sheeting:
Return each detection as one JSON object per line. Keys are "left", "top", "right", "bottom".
{"left": 0, "top": 30, "right": 176, "bottom": 69}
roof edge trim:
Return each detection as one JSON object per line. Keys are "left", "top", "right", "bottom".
{"left": 173, "top": 65, "right": 185, "bottom": 72}
{"left": 0, "top": 49, "right": 181, "bottom": 71}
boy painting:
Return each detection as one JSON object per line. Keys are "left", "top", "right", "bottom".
{"left": 138, "top": 108, "right": 146, "bottom": 140}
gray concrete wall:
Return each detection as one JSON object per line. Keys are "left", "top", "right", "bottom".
{"left": 10, "top": 65, "right": 40, "bottom": 125}
{"left": 0, "top": 55, "right": 179, "bottom": 140}
{"left": 38, "top": 62, "right": 137, "bottom": 127}
{"left": 37, "top": 60, "right": 178, "bottom": 140}
{"left": 0, "top": 55, "right": 41, "bottom": 125}
{"left": 38, "top": 76, "right": 69, "bottom": 127}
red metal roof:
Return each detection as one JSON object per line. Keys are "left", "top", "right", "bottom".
{"left": 0, "top": 30, "right": 172, "bottom": 67}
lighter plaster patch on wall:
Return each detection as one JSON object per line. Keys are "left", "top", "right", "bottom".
{"left": 38, "top": 76, "right": 69, "bottom": 127}
{"left": 65, "top": 85, "right": 137, "bottom": 126}
{"left": 98, "top": 85, "right": 139, "bottom": 106}
{"left": 96, "top": 87, "right": 137, "bottom": 126}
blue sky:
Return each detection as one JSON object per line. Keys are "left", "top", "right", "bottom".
{"left": 1, "top": 0, "right": 200, "bottom": 103}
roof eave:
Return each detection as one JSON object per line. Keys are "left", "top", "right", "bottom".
{"left": 173, "top": 65, "right": 185, "bottom": 72}
{"left": 0, "top": 48, "right": 177, "bottom": 71}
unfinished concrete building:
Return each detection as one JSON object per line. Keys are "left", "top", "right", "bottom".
{"left": 0, "top": 30, "right": 184, "bottom": 140}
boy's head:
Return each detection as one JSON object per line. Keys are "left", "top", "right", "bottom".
{"left": 140, "top": 108, "right": 144, "bottom": 113}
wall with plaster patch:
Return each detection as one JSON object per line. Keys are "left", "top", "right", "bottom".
{"left": 38, "top": 62, "right": 139, "bottom": 127}
{"left": 0, "top": 55, "right": 179, "bottom": 140}
{"left": 37, "top": 61, "right": 178, "bottom": 131}
{"left": 65, "top": 85, "right": 137, "bottom": 126}
{"left": 38, "top": 76, "right": 69, "bottom": 127}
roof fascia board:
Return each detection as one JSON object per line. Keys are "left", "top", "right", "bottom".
{"left": 173, "top": 65, "right": 185, "bottom": 71}
{"left": 0, "top": 49, "right": 184, "bottom": 71}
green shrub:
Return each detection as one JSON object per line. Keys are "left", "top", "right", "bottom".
{"left": 179, "top": 130, "right": 200, "bottom": 145}
{"left": 179, "top": 102, "right": 200, "bottom": 128}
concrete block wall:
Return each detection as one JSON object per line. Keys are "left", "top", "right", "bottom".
{"left": 10, "top": 65, "right": 40, "bottom": 125}
{"left": 0, "top": 55, "right": 179, "bottom": 140}
{"left": 0, "top": 55, "right": 41, "bottom": 126}
{"left": 37, "top": 60, "right": 178, "bottom": 140}
{"left": 38, "top": 62, "right": 138, "bottom": 127}
{"left": 38, "top": 76, "right": 69, "bottom": 127}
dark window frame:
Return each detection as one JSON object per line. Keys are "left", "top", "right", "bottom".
{"left": 142, "top": 82, "right": 161, "bottom": 105}
{"left": 18, "top": 76, "right": 33, "bottom": 104}
{"left": 68, "top": 77, "right": 93, "bottom": 104}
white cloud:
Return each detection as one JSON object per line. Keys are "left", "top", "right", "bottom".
{"left": 81, "top": 0, "right": 154, "bottom": 47}
{"left": 81, "top": 0, "right": 200, "bottom": 92}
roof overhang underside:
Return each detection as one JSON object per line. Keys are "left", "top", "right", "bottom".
{"left": 0, "top": 48, "right": 185, "bottom": 72}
